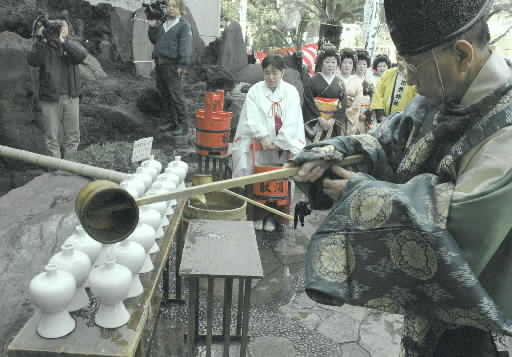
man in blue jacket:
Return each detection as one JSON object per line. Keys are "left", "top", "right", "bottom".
{"left": 148, "top": 0, "right": 192, "bottom": 136}
{"left": 27, "top": 17, "right": 87, "bottom": 162}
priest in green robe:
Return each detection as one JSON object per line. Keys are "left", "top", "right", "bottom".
{"left": 288, "top": 0, "right": 512, "bottom": 355}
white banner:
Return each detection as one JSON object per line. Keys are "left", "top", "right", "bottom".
{"left": 364, "top": 0, "right": 381, "bottom": 59}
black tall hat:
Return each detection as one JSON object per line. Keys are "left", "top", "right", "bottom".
{"left": 384, "top": 0, "right": 493, "bottom": 56}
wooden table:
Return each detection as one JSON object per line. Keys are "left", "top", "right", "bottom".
{"left": 179, "top": 220, "right": 264, "bottom": 357}
{"left": 7, "top": 200, "right": 186, "bottom": 357}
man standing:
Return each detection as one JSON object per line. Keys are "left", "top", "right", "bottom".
{"left": 370, "top": 61, "right": 417, "bottom": 123}
{"left": 27, "top": 17, "right": 87, "bottom": 162}
{"left": 148, "top": 0, "right": 192, "bottom": 136}
{"left": 289, "top": 0, "right": 512, "bottom": 355}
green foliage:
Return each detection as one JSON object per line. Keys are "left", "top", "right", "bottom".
{"left": 289, "top": 12, "right": 313, "bottom": 48}
{"left": 298, "top": 0, "right": 364, "bottom": 25}
{"left": 221, "top": 0, "right": 240, "bottom": 22}
{"left": 220, "top": 0, "right": 363, "bottom": 51}
{"left": 247, "top": 0, "right": 288, "bottom": 51}
{"left": 74, "top": 142, "right": 176, "bottom": 173}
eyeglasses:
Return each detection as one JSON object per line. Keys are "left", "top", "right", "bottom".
{"left": 401, "top": 44, "right": 452, "bottom": 73}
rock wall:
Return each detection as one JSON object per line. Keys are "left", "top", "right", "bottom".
{"left": 0, "top": 174, "right": 90, "bottom": 355}
{"left": 84, "top": 0, "right": 144, "bottom": 12}
{"left": 0, "top": 32, "right": 45, "bottom": 156}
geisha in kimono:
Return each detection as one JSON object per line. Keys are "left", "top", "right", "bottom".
{"left": 337, "top": 48, "right": 365, "bottom": 135}
{"left": 302, "top": 43, "right": 347, "bottom": 142}
{"left": 231, "top": 53, "right": 305, "bottom": 231}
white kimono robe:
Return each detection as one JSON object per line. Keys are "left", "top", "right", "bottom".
{"left": 232, "top": 80, "right": 306, "bottom": 178}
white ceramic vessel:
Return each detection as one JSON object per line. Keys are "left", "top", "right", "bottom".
{"left": 29, "top": 264, "right": 76, "bottom": 338}
{"left": 125, "top": 174, "right": 145, "bottom": 197}
{"left": 134, "top": 167, "right": 153, "bottom": 191}
{"left": 89, "top": 256, "right": 132, "bottom": 328}
{"left": 140, "top": 160, "right": 159, "bottom": 180}
{"left": 139, "top": 205, "right": 164, "bottom": 240}
{"left": 144, "top": 189, "right": 168, "bottom": 227}
{"left": 166, "top": 165, "right": 186, "bottom": 185}
{"left": 160, "top": 170, "right": 180, "bottom": 187}
{"left": 127, "top": 223, "right": 156, "bottom": 273}
{"left": 142, "top": 155, "right": 162, "bottom": 175}
{"left": 151, "top": 181, "right": 177, "bottom": 212}
{"left": 167, "top": 156, "right": 188, "bottom": 181}
{"left": 152, "top": 175, "right": 177, "bottom": 195}
{"left": 94, "top": 244, "right": 114, "bottom": 267}
{"left": 49, "top": 244, "right": 91, "bottom": 312}
{"left": 120, "top": 181, "right": 140, "bottom": 199}
{"left": 64, "top": 225, "right": 103, "bottom": 264}
{"left": 111, "top": 240, "right": 146, "bottom": 298}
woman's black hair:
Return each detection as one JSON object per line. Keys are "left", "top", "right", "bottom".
{"left": 315, "top": 42, "right": 340, "bottom": 72}
{"left": 339, "top": 48, "right": 357, "bottom": 65}
{"left": 262, "top": 53, "right": 285, "bottom": 71}
{"left": 372, "top": 54, "right": 392, "bottom": 71}
{"left": 355, "top": 48, "right": 371, "bottom": 67}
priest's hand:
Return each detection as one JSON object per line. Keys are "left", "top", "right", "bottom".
{"left": 322, "top": 165, "right": 354, "bottom": 200}
{"left": 285, "top": 160, "right": 330, "bottom": 183}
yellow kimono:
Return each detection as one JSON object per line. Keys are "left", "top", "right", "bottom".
{"left": 371, "top": 67, "right": 416, "bottom": 116}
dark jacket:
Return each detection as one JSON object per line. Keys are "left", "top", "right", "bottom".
{"left": 27, "top": 39, "right": 87, "bottom": 102}
{"left": 148, "top": 17, "right": 192, "bottom": 68}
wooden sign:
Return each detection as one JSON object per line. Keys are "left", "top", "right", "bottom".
{"left": 132, "top": 137, "right": 153, "bottom": 163}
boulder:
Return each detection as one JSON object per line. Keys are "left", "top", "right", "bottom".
{"left": 80, "top": 102, "right": 147, "bottom": 145}
{"left": 109, "top": 7, "right": 133, "bottom": 63}
{"left": 0, "top": 32, "right": 46, "bottom": 157}
{"left": 184, "top": 6, "right": 206, "bottom": 66}
{"left": 283, "top": 67, "right": 304, "bottom": 105}
{"left": 226, "top": 92, "right": 246, "bottom": 141}
{"left": 197, "top": 65, "right": 235, "bottom": 92}
{"left": 232, "top": 63, "right": 263, "bottom": 84}
{"left": 80, "top": 54, "right": 108, "bottom": 81}
{"left": 0, "top": 173, "right": 90, "bottom": 354}
{"left": 217, "top": 21, "right": 247, "bottom": 73}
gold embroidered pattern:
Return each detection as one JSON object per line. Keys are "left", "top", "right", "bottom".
{"left": 406, "top": 316, "right": 431, "bottom": 343}
{"left": 350, "top": 187, "right": 393, "bottom": 229}
{"left": 310, "top": 144, "right": 344, "bottom": 161}
{"left": 398, "top": 132, "right": 435, "bottom": 174}
{"left": 436, "top": 154, "right": 455, "bottom": 177}
{"left": 431, "top": 183, "right": 454, "bottom": 229}
{"left": 312, "top": 234, "right": 355, "bottom": 283}
{"left": 351, "top": 134, "right": 381, "bottom": 150}
{"left": 389, "top": 230, "right": 438, "bottom": 280}
{"left": 436, "top": 308, "right": 495, "bottom": 331}
{"left": 366, "top": 297, "right": 406, "bottom": 315}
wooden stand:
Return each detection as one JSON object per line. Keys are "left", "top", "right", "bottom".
{"left": 7, "top": 200, "right": 187, "bottom": 357}
{"left": 179, "top": 220, "right": 264, "bottom": 357}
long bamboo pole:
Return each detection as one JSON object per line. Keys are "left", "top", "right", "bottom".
{"left": 222, "top": 189, "right": 294, "bottom": 221}
{"left": 0, "top": 145, "right": 129, "bottom": 183}
{"left": 137, "top": 154, "right": 365, "bottom": 206}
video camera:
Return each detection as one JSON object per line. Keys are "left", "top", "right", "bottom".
{"left": 142, "top": 1, "right": 167, "bottom": 22}
{"left": 32, "top": 14, "right": 64, "bottom": 42}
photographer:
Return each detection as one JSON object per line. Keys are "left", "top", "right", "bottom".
{"left": 27, "top": 16, "right": 87, "bottom": 165}
{"left": 147, "top": 0, "right": 192, "bottom": 135}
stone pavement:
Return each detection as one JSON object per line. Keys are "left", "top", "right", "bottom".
{"left": 151, "top": 189, "right": 511, "bottom": 356}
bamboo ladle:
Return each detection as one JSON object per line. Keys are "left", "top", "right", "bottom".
{"left": 75, "top": 154, "right": 365, "bottom": 243}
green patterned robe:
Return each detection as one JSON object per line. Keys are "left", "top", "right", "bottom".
{"left": 293, "top": 84, "right": 512, "bottom": 356}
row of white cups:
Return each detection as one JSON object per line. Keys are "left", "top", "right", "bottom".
{"left": 29, "top": 155, "right": 189, "bottom": 338}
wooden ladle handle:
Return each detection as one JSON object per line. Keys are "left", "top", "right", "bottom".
{"left": 136, "top": 154, "right": 365, "bottom": 206}
{"left": 136, "top": 167, "right": 299, "bottom": 206}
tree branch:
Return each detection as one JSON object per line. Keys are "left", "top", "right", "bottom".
{"left": 490, "top": 23, "right": 512, "bottom": 45}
